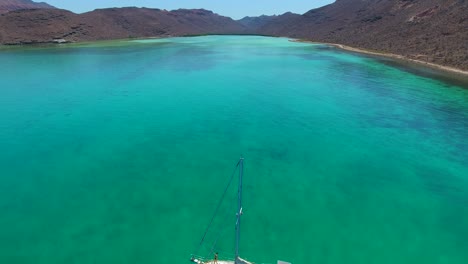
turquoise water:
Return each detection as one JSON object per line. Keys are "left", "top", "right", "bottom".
{"left": 0, "top": 36, "right": 467, "bottom": 263}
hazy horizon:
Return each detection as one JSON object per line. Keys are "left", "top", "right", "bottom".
{"left": 43, "top": 0, "right": 335, "bottom": 19}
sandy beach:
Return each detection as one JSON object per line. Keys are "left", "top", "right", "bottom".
{"left": 293, "top": 39, "right": 468, "bottom": 79}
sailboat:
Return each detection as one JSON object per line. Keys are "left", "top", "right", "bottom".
{"left": 190, "top": 158, "right": 291, "bottom": 264}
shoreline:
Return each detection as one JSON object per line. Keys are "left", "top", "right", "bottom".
{"left": 2, "top": 35, "right": 467, "bottom": 81}
{"left": 293, "top": 39, "right": 468, "bottom": 79}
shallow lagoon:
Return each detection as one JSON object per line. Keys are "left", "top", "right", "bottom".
{"left": 0, "top": 36, "right": 467, "bottom": 263}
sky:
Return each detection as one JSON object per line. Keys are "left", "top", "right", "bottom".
{"left": 44, "top": 0, "right": 335, "bottom": 19}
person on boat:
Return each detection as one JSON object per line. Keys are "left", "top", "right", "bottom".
{"left": 214, "top": 252, "right": 218, "bottom": 264}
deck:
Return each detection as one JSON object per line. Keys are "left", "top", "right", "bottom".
{"left": 207, "top": 258, "right": 251, "bottom": 264}
{"left": 194, "top": 258, "right": 251, "bottom": 264}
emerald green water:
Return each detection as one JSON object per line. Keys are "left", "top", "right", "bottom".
{"left": 0, "top": 36, "right": 467, "bottom": 263}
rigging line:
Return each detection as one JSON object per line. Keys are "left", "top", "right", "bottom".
{"left": 195, "top": 159, "right": 240, "bottom": 255}
{"left": 208, "top": 217, "right": 233, "bottom": 258}
{"left": 208, "top": 245, "right": 235, "bottom": 261}
{"left": 202, "top": 244, "right": 234, "bottom": 260}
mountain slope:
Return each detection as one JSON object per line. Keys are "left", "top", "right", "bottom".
{"left": 257, "top": 0, "right": 468, "bottom": 70}
{"left": 0, "top": 0, "right": 466, "bottom": 71}
{"left": 238, "top": 15, "right": 278, "bottom": 33}
{"left": 0, "top": 0, "right": 55, "bottom": 14}
{"left": 0, "top": 7, "right": 246, "bottom": 44}
{"left": 238, "top": 12, "right": 301, "bottom": 34}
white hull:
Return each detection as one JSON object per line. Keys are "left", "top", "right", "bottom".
{"left": 192, "top": 257, "right": 252, "bottom": 264}
{"left": 204, "top": 261, "right": 252, "bottom": 264}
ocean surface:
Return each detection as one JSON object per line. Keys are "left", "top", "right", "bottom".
{"left": 0, "top": 36, "right": 467, "bottom": 264}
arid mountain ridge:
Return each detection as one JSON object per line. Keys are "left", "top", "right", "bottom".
{"left": 254, "top": 0, "right": 468, "bottom": 71}
{"left": 0, "top": 7, "right": 245, "bottom": 44}
{"left": 0, "top": 0, "right": 54, "bottom": 14}
{"left": 0, "top": 0, "right": 467, "bottom": 70}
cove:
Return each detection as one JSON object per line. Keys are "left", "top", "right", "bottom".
{"left": 0, "top": 36, "right": 467, "bottom": 263}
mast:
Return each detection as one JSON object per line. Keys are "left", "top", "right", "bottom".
{"left": 235, "top": 157, "right": 244, "bottom": 262}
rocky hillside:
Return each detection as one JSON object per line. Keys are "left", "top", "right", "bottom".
{"left": 238, "top": 12, "right": 301, "bottom": 35}
{"left": 255, "top": 0, "right": 468, "bottom": 70}
{"left": 238, "top": 12, "right": 301, "bottom": 34}
{"left": 0, "top": 0, "right": 466, "bottom": 71}
{"left": 0, "top": 7, "right": 246, "bottom": 44}
{"left": 0, "top": 0, "right": 54, "bottom": 14}
{"left": 238, "top": 15, "right": 279, "bottom": 33}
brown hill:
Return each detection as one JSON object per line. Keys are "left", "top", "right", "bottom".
{"left": 256, "top": 0, "right": 468, "bottom": 70}
{"left": 238, "top": 15, "right": 279, "bottom": 33}
{"left": 0, "top": 0, "right": 54, "bottom": 14}
{"left": 238, "top": 12, "right": 301, "bottom": 34}
{"left": 0, "top": 1, "right": 466, "bottom": 71}
{"left": 0, "top": 7, "right": 246, "bottom": 44}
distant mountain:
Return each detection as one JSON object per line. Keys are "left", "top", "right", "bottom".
{"left": 255, "top": 0, "right": 468, "bottom": 71}
{"left": 238, "top": 12, "right": 301, "bottom": 34}
{"left": 250, "top": 12, "right": 302, "bottom": 36}
{"left": 0, "top": 0, "right": 55, "bottom": 14}
{"left": 0, "top": 7, "right": 246, "bottom": 44}
{"left": 0, "top": 0, "right": 466, "bottom": 71}
{"left": 238, "top": 15, "right": 278, "bottom": 33}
